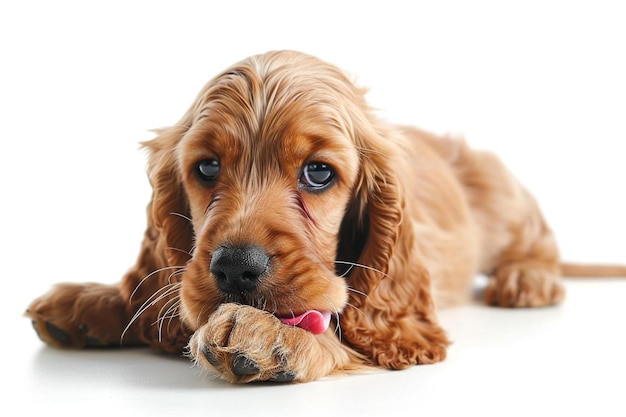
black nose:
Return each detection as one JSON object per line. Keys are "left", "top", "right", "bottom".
{"left": 210, "top": 245, "right": 270, "bottom": 294}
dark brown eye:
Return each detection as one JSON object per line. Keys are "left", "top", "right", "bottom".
{"left": 299, "top": 162, "right": 335, "bottom": 191}
{"left": 196, "top": 159, "right": 220, "bottom": 183}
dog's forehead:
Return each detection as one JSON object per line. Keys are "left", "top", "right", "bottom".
{"left": 188, "top": 66, "right": 358, "bottom": 164}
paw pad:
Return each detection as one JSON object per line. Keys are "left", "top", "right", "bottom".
{"left": 268, "top": 371, "right": 296, "bottom": 382}
{"left": 45, "top": 321, "right": 70, "bottom": 344}
{"left": 201, "top": 346, "right": 221, "bottom": 368}
{"left": 232, "top": 355, "right": 260, "bottom": 376}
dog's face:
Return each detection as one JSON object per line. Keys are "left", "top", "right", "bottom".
{"left": 173, "top": 53, "right": 367, "bottom": 329}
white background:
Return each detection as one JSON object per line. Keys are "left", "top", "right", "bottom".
{"left": 2, "top": 1, "right": 625, "bottom": 416}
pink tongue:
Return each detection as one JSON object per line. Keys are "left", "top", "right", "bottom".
{"left": 278, "top": 310, "right": 331, "bottom": 335}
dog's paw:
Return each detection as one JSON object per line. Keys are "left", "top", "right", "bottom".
{"left": 484, "top": 263, "right": 565, "bottom": 307}
{"left": 26, "top": 283, "right": 129, "bottom": 348}
{"left": 188, "top": 303, "right": 324, "bottom": 383}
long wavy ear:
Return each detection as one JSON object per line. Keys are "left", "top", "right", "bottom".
{"left": 119, "top": 120, "right": 195, "bottom": 353}
{"left": 141, "top": 125, "right": 194, "bottom": 269}
{"left": 338, "top": 119, "right": 449, "bottom": 369}
{"left": 337, "top": 128, "right": 404, "bottom": 293}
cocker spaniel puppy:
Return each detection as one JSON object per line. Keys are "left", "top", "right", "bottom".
{"left": 26, "top": 50, "right": 625, "bottom": 383}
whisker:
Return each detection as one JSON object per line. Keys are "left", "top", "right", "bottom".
{"left": 165, "top": 302, "right": 182, "bottom": 334}
{"left": 122, "top": 282, "right": 181, "bottom": 344}
{"left": 130, "top": 284, "right": 176, "bottom": 324}
{"left": 147, "top": 285, "right": 181, "bottom": 328}
{"left": 334, "top": 260, "right": 390, "bottom": 279}
{"left": 344, "top": 301, "right": 367, "bottom": 320}
{"left": 129, "top": 265, "right": 185, "bottom": 302}
{"left": 323, "top": 294, "right": 343, "bottom": 343}
{"left": 162, "top": 299, "right": 181, "bottom": 324}
{"left": 314, "top": 270, "right": 370, "bottom": 300}
{"left": 169, "top": 211, "right": 192, "bottom": 223}
{"left": 167, "top": 268, "right": 186, "bottom": 284}
{"left": 139, "top": 285, "right": 180, "bottom": 321}
{"left": 153, "top": 283, "right": 181, "bottom": 306}
{"left": 166, "top": 246, "right": 194, "bottom": 257}
{"left": 156, "top": 296, "right": 182, "bottom": 342}
{"left": 195, "top": 303, "right": 211, "bottom": 330}
{"left": 338, "top": 263, "right": 355, "bottom": 278}
{"left": 346, "top": 286, "right": 368, "bottom": 298}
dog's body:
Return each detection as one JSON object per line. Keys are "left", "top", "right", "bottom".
{"left": 27, "top": 51, "right": 622, "bottom": 383}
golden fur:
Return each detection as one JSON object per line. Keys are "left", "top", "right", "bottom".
{"left": 26, "top": 50, "right": 625, "bottom": 383}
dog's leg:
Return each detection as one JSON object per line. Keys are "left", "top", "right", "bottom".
{"left": 486, "top": 171, "right": 565, "bottom": 308}
{"left": 26, "top": 282, "right": 139, "bottom": 348}
{"left": 26, "top": 228, "right": 191, "bottom": 352}
{"left": 484, "top": 205, "right": 565, "bottom": 307}
{"left": 440, "top": 141, "right": 566, "bottom": 308}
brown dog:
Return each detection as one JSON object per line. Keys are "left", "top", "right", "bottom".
{"left": 26, "top": 50, "right": 626, "bottom": 383}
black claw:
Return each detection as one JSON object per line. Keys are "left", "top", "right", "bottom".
{"left": 269, "top": 371, "right": 296, "bottom": 382}
{"left": 45, "top": 322, "right": 70, "bottom": 344}
{"left": 201, "top": 346, "right": 221, "bottom": 368}
{"left": 232, "top": 355, "right": 260, "bottom": 376}
{"left": 31, "top": 320, "right": 44, "bottom": 341}
{"left": 78, "top": 324, "right": 105, "bottom": 347}
{"left": 85, "top": 336, "right": 105, "bottom": 347}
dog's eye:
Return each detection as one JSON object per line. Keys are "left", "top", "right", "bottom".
{"left": 196, "top": 159, "right": 221, "bottom": 183}
{"left": 300, "top": 162, "right": 335, "bottom": 190}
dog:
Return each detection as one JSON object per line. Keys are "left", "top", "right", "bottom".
{"left": 26, "top": 50, "right": 626, "bottom": 383}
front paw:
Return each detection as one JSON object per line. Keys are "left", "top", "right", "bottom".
{"left": 26, "top": 283, "right": 129, "bottom": 348}
{"left": 187, "top": 304, "right": 319, "bottom": 383}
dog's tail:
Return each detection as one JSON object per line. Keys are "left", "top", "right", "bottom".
{"left": 560, "top": 262, "right": 626, "bottom": 277}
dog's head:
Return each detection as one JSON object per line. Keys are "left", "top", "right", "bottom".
{"left": 144, "top": 51, "right": 404, "bottom": 332}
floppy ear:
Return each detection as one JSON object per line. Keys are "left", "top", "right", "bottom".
{"left": 338, "top": 121, "right": 449, "bottom": 369}
{"left": 142, "top": 125, "right": 194, "bottom": 268}
{"left": 117, "top": 123, "right": 196, "bottom": 353}
{"left": 337, "top": 139, "right": 404, "bottom": 292}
